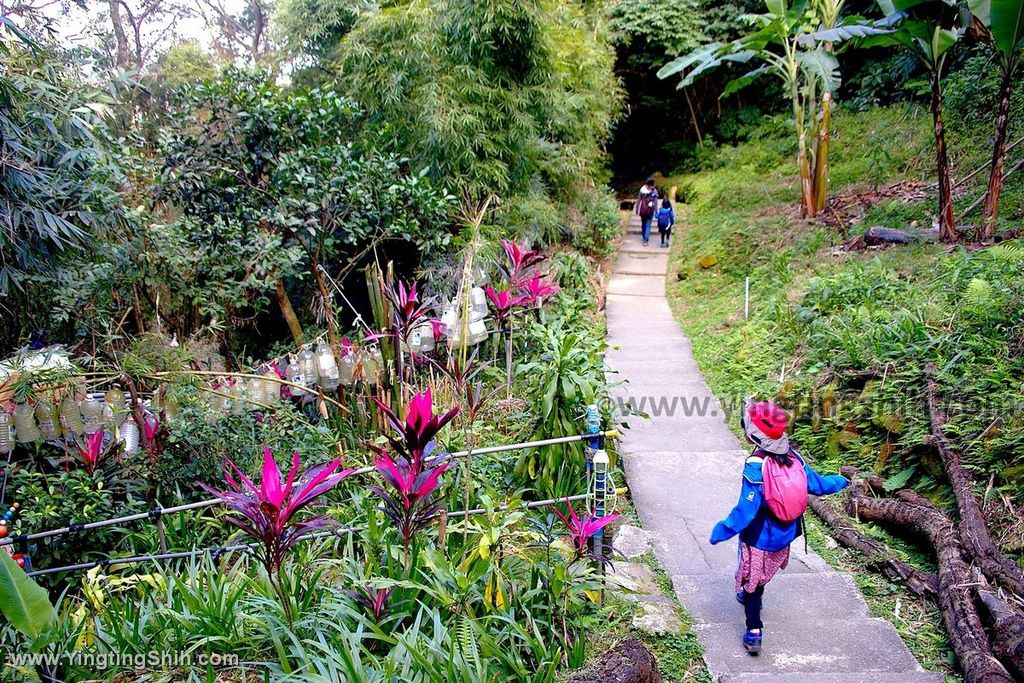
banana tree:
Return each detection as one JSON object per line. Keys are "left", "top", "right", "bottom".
{"left": 968, "top": 0, "right": 1024, "bottom": 237}
{"left": 659, "top": 0, "right": 886, "bottom": 217}
{"left": 864, "top": 0, "right": 963, "bottom": 241}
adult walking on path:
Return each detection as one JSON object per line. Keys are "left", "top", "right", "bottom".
{"left": 634, "top": 177, "right": 659, "bottom": 247}
{"left": 605, "top": 212, "right": 943, "bottom": 681}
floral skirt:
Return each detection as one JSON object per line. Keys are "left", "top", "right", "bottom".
{"left": 735, "top": 542, "right": 790, "bottom": 593}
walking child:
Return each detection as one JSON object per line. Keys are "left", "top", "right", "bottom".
{"left": 656, "top": 198, "right": 674, "bottom": 248}
{"left": 710, "top": 399, "right": 848, "bottom": 655}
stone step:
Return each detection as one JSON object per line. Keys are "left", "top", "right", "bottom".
{"left": 607, "top": 274, "right": 666, "bottom": 298}
{"left": 723, "top": 672, "right": 946, "bottom": 682}
{"left": 615, "top": 252, "right": 668, "bottom": 276}
{"left": 696, "top": 618, "right": 924, "bottom": 676}
{"left": 672, "top": 572, "right": 868, "bottom": 626}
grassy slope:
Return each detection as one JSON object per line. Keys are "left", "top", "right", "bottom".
{"left": 663, "top": 103, "right": 1024, "bottom": 680}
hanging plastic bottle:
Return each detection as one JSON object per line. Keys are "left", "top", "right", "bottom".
{"left": 409, "top": 322, "right": 435, "bottom": 354}
{"left": 316, "top": 342, "right": 340, "bottom": 390}
{"left": 13, "top": 403, "right": 41, "bottom": 444}
{"left": 298, "top": 347, "right": 318, "bottom": 386}
{"left": 35, "top": 400, "right": 60, "bottom": 440}
{"left": 103, "top": 386, "right": 126, "bottom": 427}
{"left": 467, "top": 319, "right": 488, "bottom": 345}
{"left": 163, "top": 393, "right": 180, "bottom": 423}
{"left": 120, "top": 419, "right": 140, "bottom": 456}
{"left": 230, "top": 380, "right": 246, "bottom": 415}
{"left": 247, "top": 377, "right": 264, "bottom": 408}
{"left": 286, "top": 355, "right": 306, "bottom": 396}
{"left": 439, "top": 304, "right": 457, "bottom": 338}
{"left": 339, "top": 348, "right": 356, "bottom": 388}
{"left": 0, "top": 411, "right": 14, "bottom": 455}
{"left": 362, "top": 347, "right": 381, "bottom": 386}
{"left": 469, "top": 286, "right": 488, "bottom": 322}
{"left": 60, "top": 395, "right": 85, "bottom": 436}
{"left": 81, "top": 396, "right": 102, "bottom": 435}
{"left": 261, "top": 373, "right": 281, "bottom": 405}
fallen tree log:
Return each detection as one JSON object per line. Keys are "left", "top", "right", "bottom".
{"left": 846, "top": 480, "right": 1013, "bottom": 683}
{"left": 978, "top": 590, "right": 1024, "bottom": 680}
{"left": 924, "top": 363, "right": 1024, "bottom": 598}
{"left": 864, "top": 226, "right": 917, "bottom": 245}
{"left": 808, "top": 494, "right": 938, "bottom": 598}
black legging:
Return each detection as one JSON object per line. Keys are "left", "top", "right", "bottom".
{"left": 744, "top": 586, "right": 765, "bottom": 630}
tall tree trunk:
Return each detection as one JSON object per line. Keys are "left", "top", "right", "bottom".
{"left": 930, "top": 72, "right": 957, "bottom": 242}
{"left": 982, "top": 67, "right": 1014, "bottom": 239}
{"left": 108, "top": 0, "right": 131, "bottom": 68}
{"left": 274, "top": 277, "right": 304, "bottom": 344}
{"left": 812, "top": 91, "right": 832, "bottom": 214}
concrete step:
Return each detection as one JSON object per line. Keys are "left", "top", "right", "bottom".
{"left": 607, "top": 274, "right": 666, "bottom": 297}
{"left": 697, "top": 618, "right": 924, "bottom": 676}
{"left": 615, "top": 252, "right": 668, "bottom": 276}
{"left": 673, "top": 572, "right": 868, "bottom": 626}
{"left": 722, "top": 672, "right": 946, "bottom": 682}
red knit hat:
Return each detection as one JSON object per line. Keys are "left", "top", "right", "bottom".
{"left": 742, "top": 400, "right": 790, "bottom": 454}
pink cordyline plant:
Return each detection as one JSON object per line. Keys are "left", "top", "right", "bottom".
{"left": 484, "top": 285, "right": 527, "bottom": 330}
{"left": 517, "top": 273, "right": 560, "bottom": 307}
{"left": 369, "top": 390, "right": 459, "bottom": 549}
{"left": 56, "top": 430, "right": 114, "bottom": 475}
{"left": 200, "top": 447, "right": 355, "bottom": 576}
{"left": 346, "top": 585, "right": 394, "bottom": 622}
{"left": 551, "top": 498, "right": 620, "bottom": 564}
{"left": 500, "top": 239, "right": 545, "bottom": 281}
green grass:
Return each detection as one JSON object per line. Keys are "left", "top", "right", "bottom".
{"left": 660, "top": 102, "right": 1024, "bottom": 681}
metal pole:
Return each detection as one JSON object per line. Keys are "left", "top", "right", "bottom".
{"left": 744, "top": 276, "right": 750, "bottom": 320}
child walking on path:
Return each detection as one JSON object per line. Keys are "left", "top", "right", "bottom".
{"left": 710, "top": 400, "right": 849, "bottom": 656}
{"left": 656, "top": 198, "right": 674, "bottom": 248}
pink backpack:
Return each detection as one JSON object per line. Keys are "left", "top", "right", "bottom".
{"left": 760, "top": 451, "right": 808, "bottom": 522}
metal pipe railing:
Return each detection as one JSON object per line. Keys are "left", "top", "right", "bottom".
{"left": 25, "top": 493, "right": 592, "bottom": 577}
{"left": 2, "top": 431, "right": 617, "bottom": 547}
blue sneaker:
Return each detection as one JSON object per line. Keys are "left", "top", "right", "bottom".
{"left": 743, "top": 629, "right": 763, "bottom": 655}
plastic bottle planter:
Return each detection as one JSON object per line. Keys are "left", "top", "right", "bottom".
{"left": 298, "top": 347, "right": 318, "bottom": 387}
{"left": 13, "top": 403, "right": 41, "bottom": 444}
{"left": 409, "top": 322, "right": 435, "bottom": 354}
{"left": 60, "top": 396, "right": 86, "bottom": 436}
{"left": 121, "top": 420, "right": 140, "bottom": 456}
{"left": 316, "top": 342, "right": 340, "bottom": 390}
{"left": 286, "top": 355, "right": 306, "bottom": 397}
{"left": 0, "top": 411, "right": 13, "bottom": 455}
{"left": 339, "top": 352, "right": 356, "bottom": 388}
{"left": 469, "top": 287, "right": 488, "bottom": 322}
{"left": 81, "top": 396, "right": 102, "bottom": 435}
{"left": 261, "top": 375, "right": 281, "bottom": 406}
{"left": 35, "top": 400, "right": 61, "bottom": 440}
{"left": 103, "top": 386, "right": 126, "bottom": 427}
{"left": 361, "top": 348, "right": 382, "bottom": 386}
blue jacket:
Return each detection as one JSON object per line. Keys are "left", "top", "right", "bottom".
{"left": 709, "top": 452, "right": 848, "bottom": 552}
{"left": 656, "top": 207, "right": 674, "bottom": 228}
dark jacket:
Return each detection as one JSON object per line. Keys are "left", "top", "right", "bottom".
{"left": 709, "top": 452, "right": 848, "bottom": 552}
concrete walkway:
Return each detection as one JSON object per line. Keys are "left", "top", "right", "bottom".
{"left": 605, "top": 215, "right": 941, "bottom": 682}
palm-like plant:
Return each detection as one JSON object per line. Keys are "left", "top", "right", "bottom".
{"left": 551, "top": 499, "right": 620, "bottom": 565}
{"left": 968, "top": 0, "right": 1024, "bottom": 236}
{"left": 864, "top": 0, "right": 963, "bottom": 241}
{"left": 659, "top": 0, "right": 890, "bottom": 218}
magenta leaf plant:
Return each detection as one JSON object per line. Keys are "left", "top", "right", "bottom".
{"left": 369, "top": 389, "right": 459, "bottom": 549}
{"left": 551, "top": 498, "right": 620, "bottom": 565}
{"left": 500, "top": 239, "right": 545, "bottom": 282}
{"left": 484, "top": 285, "right": 527, "bottom": 330}
{"left": 517, "top": 273, "right": 560, "bottom": 307}
{"left": 200, "top": 447, "right": 355, "bottom": 576}
{"left": 346, "top": 585, "right": 394, "bottom": 623}
{"left": 55, "top": 430, "right": 117, "bottom": 475}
